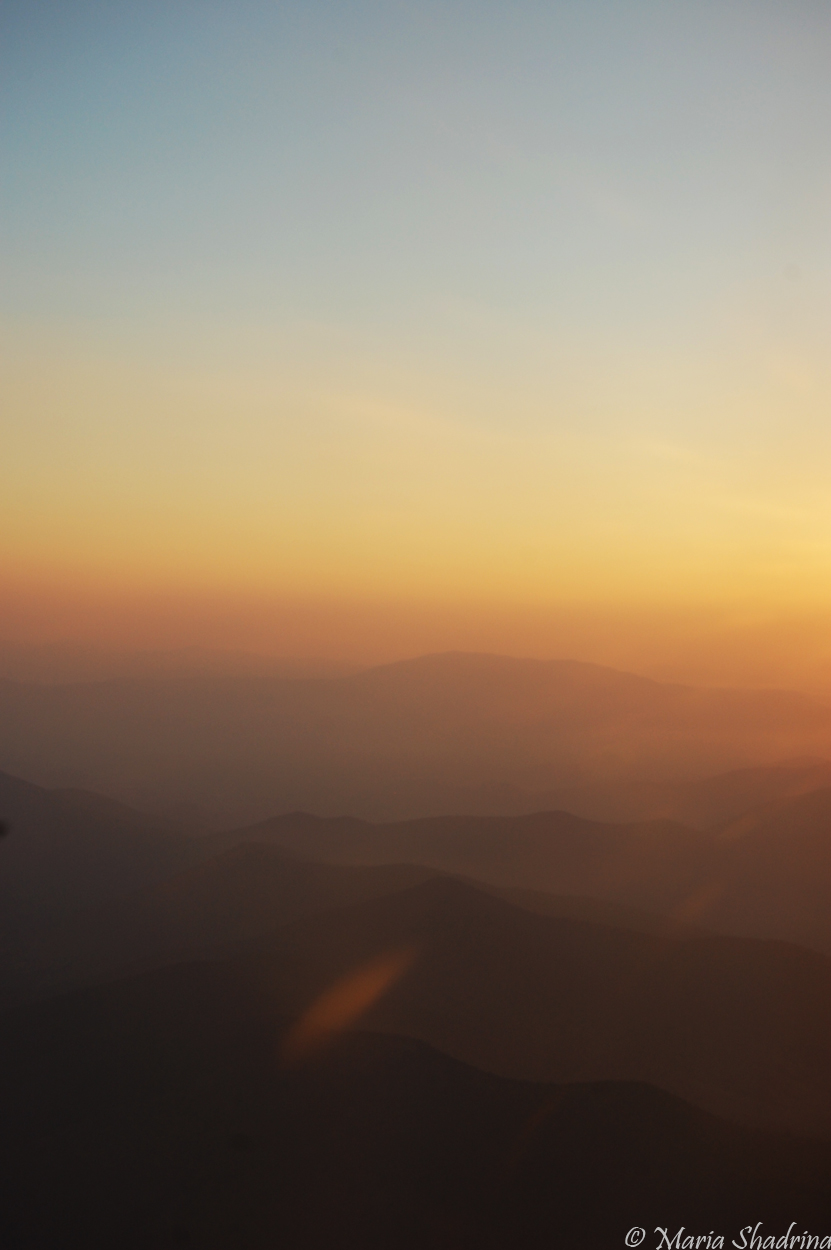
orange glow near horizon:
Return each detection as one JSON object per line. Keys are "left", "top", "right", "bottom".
{"left": 5, "top": 6, "right": 831, "bottom": 696}
{"left": 6, "top": 569, "right": 831, "bottom": 696}
{"left": 5, "top": 330, "right": 831, "bottom": 693}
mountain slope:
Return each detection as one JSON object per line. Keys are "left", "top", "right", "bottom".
{"left": 0, "top": 838, "right": 702, "bottom": 1005}
{"left": 0, "top": 845, "right": 437, "bottom": 1000}
{"left": 232, "top": 877, "right": 831, "bottom": 1136}
{"left": 0, "top": 771, "right": 198, "bottom": 936}
{"left": 2, "top": 958, "right": 831, "bottom": 1249}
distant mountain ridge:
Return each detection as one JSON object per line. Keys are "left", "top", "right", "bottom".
{"left": 2, "top": 650, "right": 831, "bottom": 824}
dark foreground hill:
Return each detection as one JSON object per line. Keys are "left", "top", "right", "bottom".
{"left": 2, "top": 960, "right": 831, "bottom": 1250}
{"left": 0, "top": 845, "right": 438, "bottom": 1001}
{"left": 231, "top": 877, "right": 831, "bottom": 1136}
{"left": 0, "top": 771, "right": 198, "bottom": 936}
{"left": 6, "top": 824, "right": 831, "bottom": 1136}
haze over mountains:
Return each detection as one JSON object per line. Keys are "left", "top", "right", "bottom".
{"left": 0, "top": 639, "right": 362, "bottom": 684}
{"left": 526, "top": 758, "right": 831, "bottom": 829}
{"left": 5, "top": 651, "right": 831, "bottom": 1243}
{"left": 6, "top": 766, "right": 831, "bottom": 1137}
{"left": 3, "top": 651, "right": 831, "bottom": 825}
{"left": 9, "top": 748, "right": 831, "bottom": 963}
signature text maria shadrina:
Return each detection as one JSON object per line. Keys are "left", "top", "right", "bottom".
{"left": 654, "top": 1226, "right": 831, "bottom": 1249}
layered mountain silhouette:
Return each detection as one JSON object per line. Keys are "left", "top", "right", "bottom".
{"left": 7, "top": 790, "right": 831, "bottom": 1135}
{"left": 227, "top": 876, "right": 831, "bottom": 1136}
{"left": 207, "top": 796, "right": 831, "bottom": 951}
{"left": 6, "top": 732, "right": 831, "bottom": 1245}
{"left": 7, "top": 751, "right": 831, "bottom": 985}
{"left": 3, "top": 652, "right": 831, "bottom": 824}
{"left": 0, "top": 838, "right": 703, "bottom": 1005}
{"left": 3, "top": 956, "right": 831, "bottom": 1249}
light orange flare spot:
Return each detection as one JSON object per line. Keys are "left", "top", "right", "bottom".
{"left": 280, "top": 945, "right": 419, "bottom": 1066}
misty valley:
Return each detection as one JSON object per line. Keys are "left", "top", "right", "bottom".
{"left": 3, "top": 652, "right": 831, "bottom": 1247}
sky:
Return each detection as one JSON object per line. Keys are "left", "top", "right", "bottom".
{"left": 3, "top": 1, "right": 831, "bottom": 679}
